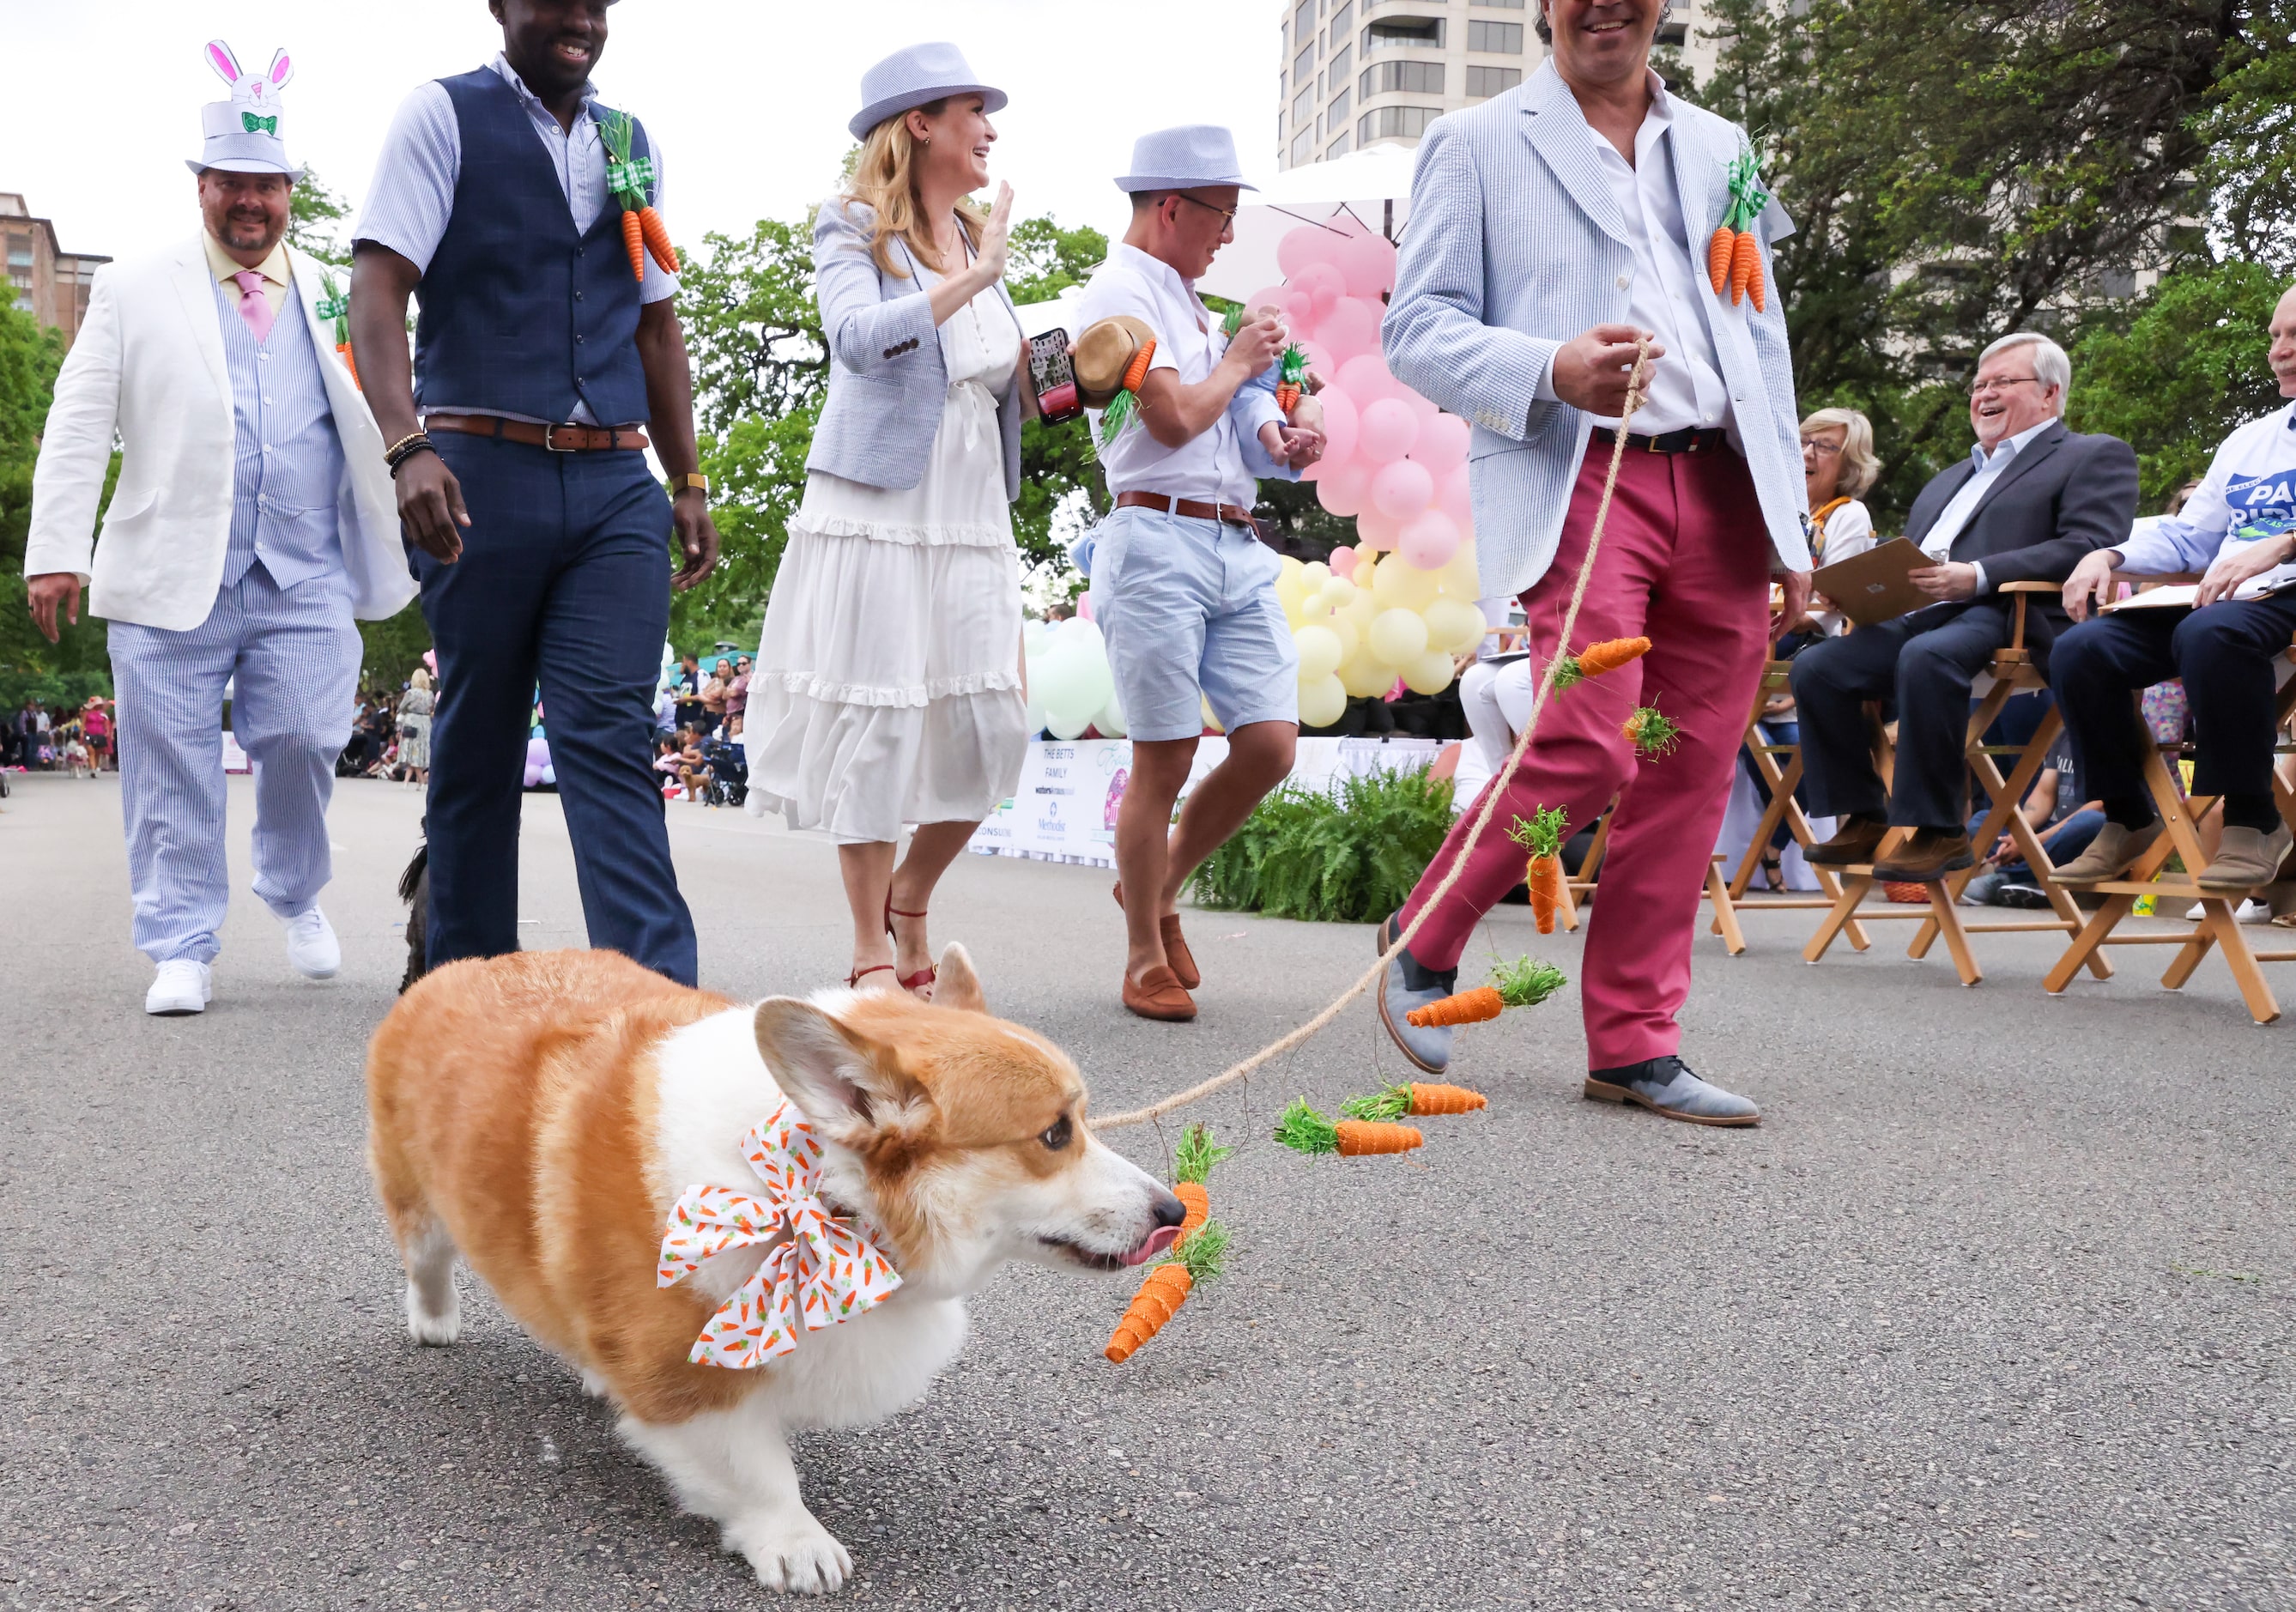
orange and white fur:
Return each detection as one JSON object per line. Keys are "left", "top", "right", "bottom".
{"left": 367, "top": 946, "right": 1183, "bottom": 1594}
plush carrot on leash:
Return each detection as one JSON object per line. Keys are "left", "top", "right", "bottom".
{"left": 1508, "top": 807, "right": 1570, "bottom": 935}
{"left": 1274, "top": 342, "right": 1310, "bottom": 413}
{"left": 1550, "top": 636, "right": 1651, "bottom": 690}
{"left": 1104, "top": 1220, "right": 1229, "bottom": 1363}
{"left": 1623, "top": 704, "right": 1683, "bottom": 758}
{"left": 1171, "top": 1122, "right": 1231, "bottom": 1246}
{"left": 1401, "top": 954, "right": 1568, "bottom": 1029}
{"left": 600, "top": 109, "right": 676, "bottom": 282}
{"left": 1343, "top": 1081, "right": 1490, "bottom": 1120}
{"left": 1274, "top": 1098, "right": 1421, "bottom": 1157}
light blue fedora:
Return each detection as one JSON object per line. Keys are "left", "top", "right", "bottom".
{"left": 850, "top": 43, "right": 1008, "bottom": 140}
{"left": 1114, "top": 125, "right": 1257, "bottom": 194}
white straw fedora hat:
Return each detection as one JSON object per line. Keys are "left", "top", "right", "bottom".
{"left": 850, "top": 43, "right": 1008, "bottom": 141}
{"left": 1113, "top": 125, "right": 1257, "bottom": 194}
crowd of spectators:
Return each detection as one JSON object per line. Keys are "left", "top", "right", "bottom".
{"left": 655, "top": 651, "right": 750, "bottom": 804}
{"left": 6, "top": 694, "right": 114, "bottom": 776}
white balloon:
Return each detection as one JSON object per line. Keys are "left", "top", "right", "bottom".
{"left": 1401, "top": 648, "right": 1457, "bottom": 695}
{"left": 1293, "top": 623, "right": 1343, "bottom": 681}
{"left": 1095, "top": 685, "right": 1129, "bottom": 737}
{"left": 1046, "top": 707, "right": 1091, "bottom": 740}
{"left": 1369, "top": 607, "right": 1431, "bottom": 665}
{"left": 1298, "top": 673, "right": 1348, "bottom": 729}
{"left": 1422, "top": 597, "right": 1489, "bottom": 655}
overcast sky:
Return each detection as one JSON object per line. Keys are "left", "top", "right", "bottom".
{"left": 14, "top": 0, "right": 1284, "bottom": 265}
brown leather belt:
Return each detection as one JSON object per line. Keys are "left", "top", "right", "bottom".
{"left": 1115, "top": 490, "right": 1257, "bottom": 527}
{"left": 1590, "top": 425, "right": 1730, "bottom": 455}
{"left": 425, "top": 414, "right": 651, "bottom": 452}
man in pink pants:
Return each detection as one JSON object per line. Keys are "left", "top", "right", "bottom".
{"left": 1373, "top": 0, "right": 1813, "bottom": 1125}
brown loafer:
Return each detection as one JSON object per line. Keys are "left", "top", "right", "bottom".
{"left": 2048, "top": 820, "right": 2162, "bottom": 884}
{"left": 1807, "top": 815, "right": 1889, "bottom": 866}
{"left": 1122, "top": 964, "right": 1196, "bottom": 1022}
{"left": 1112, "top": 881, "right": 1200, "bottom": 990}
{"left": 1871, "top": 828, "right": 1976, "bottom": 882}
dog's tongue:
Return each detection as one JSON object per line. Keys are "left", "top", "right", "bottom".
{"left": 1123, "top": 1225, "right": 1182, "bottom": 1266}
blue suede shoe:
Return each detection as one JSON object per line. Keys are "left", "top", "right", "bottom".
{"left": 1374, "top": 912, "right": 1457, "bottom": 1075}
{"left": 1584, "top": 1055, "right": 1760, "bottom": 1127}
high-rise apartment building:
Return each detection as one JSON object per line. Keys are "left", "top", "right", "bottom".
{"left": 1, "top": 192, "right": 109, "bottom": 348}
{"left": 1275, "top": 1, "right": 1723, "bottom": 170}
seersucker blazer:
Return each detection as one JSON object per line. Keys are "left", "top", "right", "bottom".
{"left": 1383, "top": 63, "right": 1811, "bottom": 600}
{"left": 807, "top": 195, "right": 1027, "bottom": 501}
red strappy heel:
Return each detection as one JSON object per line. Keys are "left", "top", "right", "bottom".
{"left": 845, "top": 963, "right": 896, "bottom": 991}
{"left": 885, "top": 897, "right": 936, "bottom": 998}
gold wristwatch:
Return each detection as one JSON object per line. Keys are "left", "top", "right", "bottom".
{"left": 675, "top": 472, "right": 711, "bottom": 496}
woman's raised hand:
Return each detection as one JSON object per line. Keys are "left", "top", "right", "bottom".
{"left": 976, "top": 182, "right": 1015, "bottom": 284}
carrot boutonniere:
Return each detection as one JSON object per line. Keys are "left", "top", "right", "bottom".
{"left": 1706, "top": 145, "right": 1770, "bottom": 311}
{"left": 1096, "top": 338, "right": 1158, "bottom": 448}
{"left": 1622, "top": 703, "right": 1682, "bottom": 758}
{"left": 315, "top": 269, "right": 357, "bottom": 388}
{"left": 599, "top": 108, "right": 676, "bottom": 282}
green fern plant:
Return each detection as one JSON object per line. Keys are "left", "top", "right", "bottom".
{"left": 1189, "top": 765, "right": 1456, "bottom": 924}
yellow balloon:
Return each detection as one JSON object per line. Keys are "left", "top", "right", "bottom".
{"left": 1369, "top": 607, "right": 1431, "bottom": 665}
{"left": 1338, "top": 650, "right": 1394, "bottom": 698}
{"left": 1293, "top": 623, "right": 1343, "bottom": 681}
{"left": 1326, "top": 613, "right": 1360, "bottom": 661}
{"left": 1301, "top": 561, "right": 1331, "bottom": 590}
{"left": 1422, "top": 597, "right": 1487, "bottom": 655}
{"left": 1372, "top": 555, "right": 1439, "bottom": 611}
{"left": 1318, "top": 575, "right": 1358, "bottom": 609}
{"left": 1437, "top": 546, "right": 1482, "bottom": 600}
{"left": 1280, "top": 555, "right": 1306, "bottom": 585}
{"left": 1345, "top": 590, "right": 1377, "bottom": 629}
{"left": 1201, "top": 695, "right": 1224, "bottom": 733}
{"left": 1298, "top": 673, "right": 1348, "bottom": 728}
{"left": 1401, "top": 648, "right": 1457, "bottom": 695}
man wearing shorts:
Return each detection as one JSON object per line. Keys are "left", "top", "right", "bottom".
{"left": 1077, "top": 124, "right": 1323, "bottom": 1021}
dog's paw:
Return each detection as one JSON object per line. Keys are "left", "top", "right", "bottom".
{"left": 726, "top": 1511, "right": 851, "bottom": 1595}
{"left": 403, "top": 1285, "right": 460, "bottom": 1347}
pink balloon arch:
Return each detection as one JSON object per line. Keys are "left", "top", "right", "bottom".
{"left": 1267, "top": 221, "right": 1474, "bottom": 565}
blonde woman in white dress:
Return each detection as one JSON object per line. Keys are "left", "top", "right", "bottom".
{"left": 747, "top": 44, "right": 1034, "bottom": 997}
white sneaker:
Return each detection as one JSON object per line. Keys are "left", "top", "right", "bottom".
{"left": 277, "top": 906, "right": 342, "bottom": 979}
{"left": 146, "top": 959, "right": 212, "bottom": 1015}
{"left": 2184, "top": 899, "right": 2272, "bottom": 924}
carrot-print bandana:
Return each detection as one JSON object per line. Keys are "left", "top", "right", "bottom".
{"left": 656, "top": 1102, "right": 902, "bottom": 1368}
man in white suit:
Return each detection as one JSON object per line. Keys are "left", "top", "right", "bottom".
{"left": 23, "top": 52, "right": 415, "bottom": 1015}
{"left": 1372, "top": 0, "right": 1811, "bottom": 1124}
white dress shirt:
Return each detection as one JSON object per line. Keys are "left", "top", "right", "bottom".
{"left": 354, "top": 54, "right": 677, "bottom": 424}
{"left": 2117, "top": 403, "right": 2296, "bottom": 590}
{"left": 1919, "top": 415, "right": 2057, "bottom": 593}
{"left": 1075, "top": 243, "right": 1278, "bottom": 507}
{"left": 1533, "top": 76, "right": 1731, "bottom": 439}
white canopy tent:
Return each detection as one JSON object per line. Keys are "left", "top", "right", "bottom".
{"left": 1195, "top": 145, "right": 1420, "bottom": 302}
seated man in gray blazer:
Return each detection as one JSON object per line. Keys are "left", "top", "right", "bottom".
{"left": 1792, "top": 331, "right": 2137, "bottom": 881}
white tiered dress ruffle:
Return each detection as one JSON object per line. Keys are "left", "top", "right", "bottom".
{"left": 746, "top": 262, "right": 1027, "bottom": 844}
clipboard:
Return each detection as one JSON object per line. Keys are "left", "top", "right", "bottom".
{"left": 1810, "top": 538, "right": 1937, "bottom": 627}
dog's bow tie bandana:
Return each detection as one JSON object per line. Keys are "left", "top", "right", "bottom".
{"left": 656, "top": 1102, "right": 901, "bottom": 1368}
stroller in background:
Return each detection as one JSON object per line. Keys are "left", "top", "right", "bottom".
{"left": 699, "top": 736, "right": 747, "bottom": 808}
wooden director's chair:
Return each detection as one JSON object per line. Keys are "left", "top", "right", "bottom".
{"left": 2044, "top": 614, "right": 2296, "bottom": 1023}
{"left": 1801, "top": 581, "right": 2104, "bottom": 986}
{"left": 1707, "top": 658, "right": 1871, "bottom": 957}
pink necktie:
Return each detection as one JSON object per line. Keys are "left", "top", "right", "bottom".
{"left": 232, "top": 270, "right": 274, "bottom": 344}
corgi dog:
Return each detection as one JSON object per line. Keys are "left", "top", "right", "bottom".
{"left": 366, "top": 946, "right": 1184, "bottom": 1595}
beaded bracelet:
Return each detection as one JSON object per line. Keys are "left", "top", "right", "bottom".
{"left": 385, "top": 432, "right": 436, "bottom": 476}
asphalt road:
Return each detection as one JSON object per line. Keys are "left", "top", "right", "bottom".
{"left": 4, "top": 770, "right": 2294, "bottom": 1611}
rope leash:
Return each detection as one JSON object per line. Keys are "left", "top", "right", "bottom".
{"left": 1095, "top": 344, "right": 1653, "bottom": 1133}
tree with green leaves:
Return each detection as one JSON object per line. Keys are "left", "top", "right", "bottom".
{"left": 1692, "top": 0, "right": 2296, "bottom": 523}
{"left": 0, "top": 303, "right": 110, "bottom": 704}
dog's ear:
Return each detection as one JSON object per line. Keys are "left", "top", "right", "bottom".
{"left": 931, "top": 942, "right": 988, "bottom": 1014}
{"left": 754, "top": 997, "right": 928, "bottom": 1139}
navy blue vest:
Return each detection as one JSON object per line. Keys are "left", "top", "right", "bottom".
{"left": 415, "top": 70, "right": 652, "bottom": 424}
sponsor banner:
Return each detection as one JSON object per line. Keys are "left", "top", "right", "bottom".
{"left": 967, "top": 736, "right": 1444, "bottom": 870}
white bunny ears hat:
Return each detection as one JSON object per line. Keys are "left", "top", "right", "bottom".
{"left": 186, "top": 40, "right": 304, "bottom": 179}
